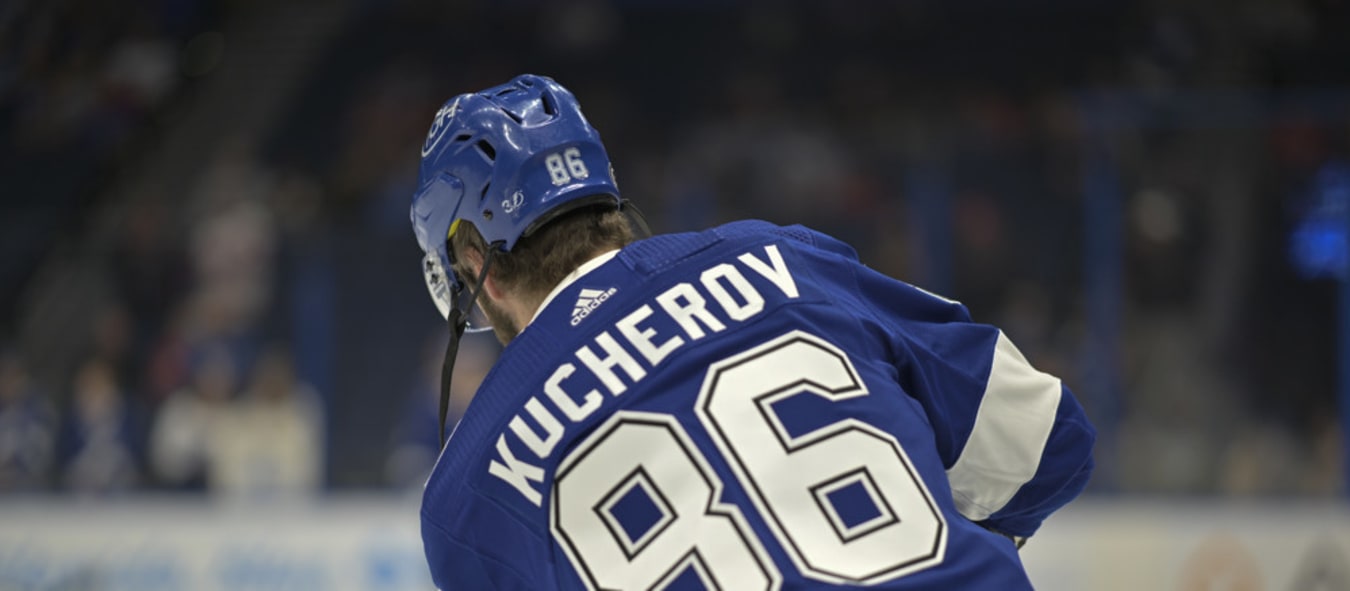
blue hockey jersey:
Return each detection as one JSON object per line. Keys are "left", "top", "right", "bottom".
{"left": 421, "top": 220, "right": 1095, "bottom": 590}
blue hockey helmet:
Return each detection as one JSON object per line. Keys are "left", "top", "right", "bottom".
{"left": 410, "top": 74, "right": 621, "bottom": 319}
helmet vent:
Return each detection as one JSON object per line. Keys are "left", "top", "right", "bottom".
{"left": 476, "top": 140, "right": 496, "bottom": 161}
{"left": 540, "top": 93, "right": 557, "bottom": 117}
{"left": 452, "top": 134, "right": 471, "bottom": 144}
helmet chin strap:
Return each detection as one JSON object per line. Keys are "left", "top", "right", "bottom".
{"left": 438, "top": 248, "right": 496, "bottom": 448}
{"left": 621, "top": 199, "right": 653, "bottom": 239}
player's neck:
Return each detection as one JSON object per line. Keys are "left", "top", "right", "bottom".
{"left": 521, "top": 248, "right": 622, "bottom": 329}
{"left": 505, "top": 292, "right": 545, "bottom": 334}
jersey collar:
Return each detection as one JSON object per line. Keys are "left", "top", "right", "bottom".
{"left": 527, "top": 249, "right": 620, "bottom": 326}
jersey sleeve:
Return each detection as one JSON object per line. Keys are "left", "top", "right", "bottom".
{"left": 803, "top": 228, "right": 1095, "bottom": 539}
{"left": 420, "top": 489, "right": 554, "bottom": 591}
{"left": 421, "top": 518, "right": 506, "bottom": 590}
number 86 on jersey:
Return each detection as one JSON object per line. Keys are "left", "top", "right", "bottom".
{"left": 551, "top": 331, "right": 948, "bottom": 590}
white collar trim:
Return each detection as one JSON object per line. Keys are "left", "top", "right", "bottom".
{"left": 528, "top": 249, "right": 621, "bottom": 326}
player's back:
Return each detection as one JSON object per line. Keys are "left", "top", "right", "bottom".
{"left": 421, "top": 220, "right": 1081, "bottom": 590}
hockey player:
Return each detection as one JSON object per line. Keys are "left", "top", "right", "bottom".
{"left": 410, "top": 74, "right": 1095, "bottom": 590}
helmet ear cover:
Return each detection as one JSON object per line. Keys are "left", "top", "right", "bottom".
{"left": 412, "top": 172, "right": 467, "bottom": 321}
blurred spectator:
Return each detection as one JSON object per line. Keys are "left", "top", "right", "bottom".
{"left": 0, "top": 348, "right": 56, "bottom": 492}
{"left": 145, "top": 302, "right": 200, "bottom": 404}
{"left": 149, "top": 343, "right": 237, "bottom": 491}
{"left": 212, "top": 345, "right": 323, "bottom": 500}
{"left": 57, "top": 357, "right": 143, "bottom": 495}
{"left": 100, "top": 28, "right": 177, "bottom": 112}
{"left": 189, "top": 192, "right": 278, "bottom": 337}
{"left": 385, "top": 333, "right": 497, "bottom": 489}
{"left": 89, "top": 302, "right": 137, "bottom": 390}
{"left": 111, "top": 199, "right": 191, "bottom": 380}
{"left": 666, "top": 69, "right": 853, "bottom": 231}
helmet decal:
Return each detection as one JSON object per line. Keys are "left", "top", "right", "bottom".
{"left": 421, "top": 96, "right": 462, "bottom": 158}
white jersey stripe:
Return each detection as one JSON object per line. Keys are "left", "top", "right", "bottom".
{"left": 945, "top": 331, "right": 1061, "bottom": 521}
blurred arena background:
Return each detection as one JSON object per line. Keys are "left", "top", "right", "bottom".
{"left": 2, "top": 0, "right": 1349, "bottom": 589}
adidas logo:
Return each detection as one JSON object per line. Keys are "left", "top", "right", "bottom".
{"left": 571, "top": 287, "right": 617, "bottom": 326}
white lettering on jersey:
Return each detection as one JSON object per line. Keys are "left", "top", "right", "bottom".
{"left": 738, "top": 244, "right": 798, "bottom": 299}
{"left": 701, "top": 264, "right": 764, "bottom": 321}
{"left": 487, "top": 434, "right": 544, "bottom": 506}
{"left": 615, "top": 304, "right": 685, "bottom": 367}
{"left": 508, "top": 397, "right": 564, "bottom": 459}
{"left": 545, "top": 363, "right": 602, "bottom": 423}
{"left": 486, "top": 244, "right": 801, "bottom": 506}
{"left": 576, "top": 332, "right": 647, "bottom": 396}
{"left": 655, "top": 283, "right": 727, "bottom": 340}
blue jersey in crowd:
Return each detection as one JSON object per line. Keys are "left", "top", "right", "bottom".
{"left": 421, "top": 220, "right": 1096, "bottom": 590}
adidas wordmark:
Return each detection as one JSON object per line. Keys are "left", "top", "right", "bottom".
{"left": 571, "top": 287, "right": 617, "bottom": 326}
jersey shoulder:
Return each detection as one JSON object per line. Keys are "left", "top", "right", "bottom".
{"left": 709, "top": 219, "right": 862, "bottom": 262}
{"left": 616, "top": 219, "right": 862, "bottom": 276}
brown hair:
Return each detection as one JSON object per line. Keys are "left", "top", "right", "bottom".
{"left": 450, "top": 206, "right": 635, "bottom": 303}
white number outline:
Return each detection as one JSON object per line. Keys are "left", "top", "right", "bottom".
{"left": 695, "top": 330, "right": 948, "bottom": 585}
{"left": 550, "top": 411, "right": 781, "bottom": 591}
{"left": 550, "top": 331, "right": 948, "bottom": 588}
